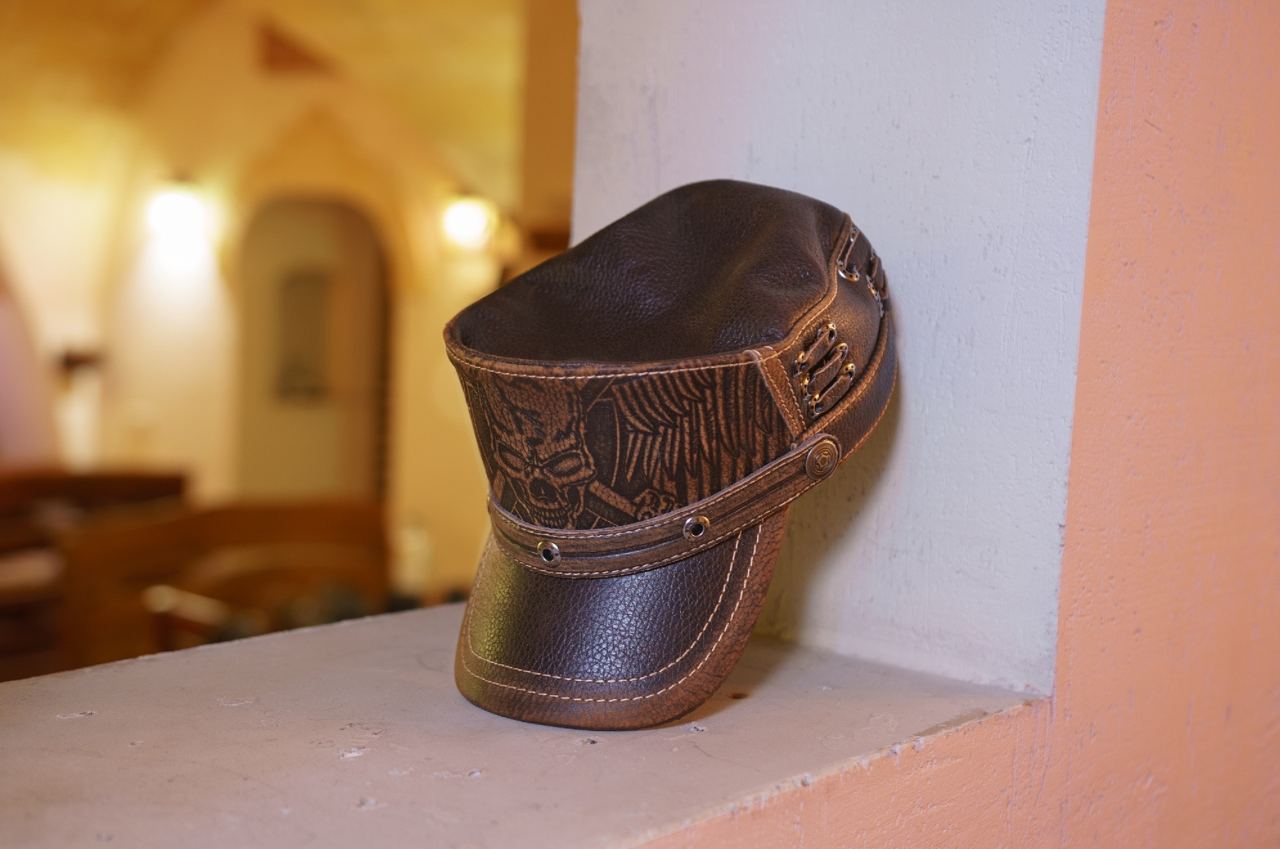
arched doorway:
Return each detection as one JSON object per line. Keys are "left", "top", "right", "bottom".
{"left": 236, "top": 197, "right": 389, "bottom": 499}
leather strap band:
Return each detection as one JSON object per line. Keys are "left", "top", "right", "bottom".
{"left": 489, "top": 432, "right": 841, "bottom": 578}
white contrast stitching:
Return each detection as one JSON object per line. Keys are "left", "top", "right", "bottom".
{"left": 457, "top": 524, "right": 762, "bottom": 703}
{"left": 449, "top": 352, "right": 767, "bottom": 381}
{"left": 504, "top": 485, "right": 804, "bottom": 578}
{"left": 750, "top": 348, "right": 806, "bottom": 438}
{"left": 451, "top": 285, "right": 842, "bottom": 382}
{"left": 465, "top": 534, "right": 742, "bottom": 684}
{"left": 772, "top": 218, "right": 850, "bottom": 363}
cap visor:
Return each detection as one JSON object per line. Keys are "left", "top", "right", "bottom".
{"left": 455, "top": 511, "right": 788, "bottom": 730}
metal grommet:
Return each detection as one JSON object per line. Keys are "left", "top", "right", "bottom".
{"left": 682, "top": 515, "right": 711, "bottom": 541}
{"left": 805, "top": 438, "right": 840, "bottom": 480}
{"left": 536, "top": 540, "right": 561, "bottom": 565}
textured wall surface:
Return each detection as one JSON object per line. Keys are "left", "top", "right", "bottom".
{"left": 574, "top": 0, "right": 1107, "bottom": 692}
{"left": 641, "top": 0, "right": 1280, "bottom": 845}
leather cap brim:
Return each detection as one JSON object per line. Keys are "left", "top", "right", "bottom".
{"left": 455, "top": 511, "right": 788, "bottom": 730}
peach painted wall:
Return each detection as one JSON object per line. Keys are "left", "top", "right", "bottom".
{"left": 643, "top": 0, "right": 1280, "bottom": 846}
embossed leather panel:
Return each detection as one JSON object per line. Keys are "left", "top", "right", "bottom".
{"left": 452, "top": 360, "right": 792, "bottom": 529}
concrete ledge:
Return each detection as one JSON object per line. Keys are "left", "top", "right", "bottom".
{"left": 0, "top": 605, "right": 1026, "bottom": 848}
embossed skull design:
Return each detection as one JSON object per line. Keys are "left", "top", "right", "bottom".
{"left": 478, "top": 376, "right": 597, "bottom": 528}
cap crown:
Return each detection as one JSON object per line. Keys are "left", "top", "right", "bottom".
{"left": 445, "top": 180, "right": 881, "bottom": 531}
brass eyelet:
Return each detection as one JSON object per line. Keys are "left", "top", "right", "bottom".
{"left": 683, "top": 516, "right": 711, "bottom": 541}
{"left": 536, "top": 540, "right": 561, "bottom": 565}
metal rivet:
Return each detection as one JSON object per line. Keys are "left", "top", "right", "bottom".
{"left": 536, "top": 540, "right": 560, "bottom": 565}
{"left": 683, "top": 516, "right": 711, "bottom": 540}
{"left": 805, "top": 439, "right": 840, "bottom": 480}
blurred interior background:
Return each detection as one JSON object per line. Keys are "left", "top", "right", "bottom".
{"left": 0, "top": 0, "right": 578, "bottom": 679}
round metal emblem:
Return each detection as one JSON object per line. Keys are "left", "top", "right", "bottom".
{"left": 804, "top": 438, "right": 840, "bottom": 479}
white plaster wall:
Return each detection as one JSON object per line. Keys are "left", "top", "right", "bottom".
{"left": 573, "top": 0, "right": 1105, "bottom": 692}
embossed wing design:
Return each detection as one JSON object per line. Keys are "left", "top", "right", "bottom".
{"left": 610, "top": 367, "right": 780, "bottom": 513}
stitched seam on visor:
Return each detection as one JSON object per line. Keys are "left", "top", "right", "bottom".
{"left": 464, "top": 533, "right": 742, "bottom": 684}
{"left": 458, "top": 524, "right": 761, "bottom": 702}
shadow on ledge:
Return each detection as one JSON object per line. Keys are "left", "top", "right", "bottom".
{"left": 746, "top": 383, "right": 903, "bottom": 691}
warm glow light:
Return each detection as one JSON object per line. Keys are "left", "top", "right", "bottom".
{"left": 146, "top": 188, "right": 210, "bottom": 242}
{"left": 144, "top": 186, "right": 213, "bottom": 274}
{"left": 442, "top": 197, "right": 496, "bottom": 251}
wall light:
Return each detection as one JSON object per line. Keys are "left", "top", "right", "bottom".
{"left": 146, "top": 187, "right": 211, "bottom": 243}
{"left": 442, "top": 197, "right": 496, "bottom": 251}
{"left": 144, "top": 186, "right": 214, "bottom": 274}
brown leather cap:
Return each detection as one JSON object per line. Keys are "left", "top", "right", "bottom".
{"left": 444, "top": 180, "right": 896, "bottom": 729}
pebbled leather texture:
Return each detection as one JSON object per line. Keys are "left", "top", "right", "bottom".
{"left": 451, "top": 180, "right": 850, "bottom": 362}
{"left": 445, "top": 179, "right": 896, "bottom": 730}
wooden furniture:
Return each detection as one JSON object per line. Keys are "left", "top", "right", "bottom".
{"left": 58, "top": 500, "right": 388, "bottom": 667}
{"left": 0, "top": 469, "right": 186, "bottom": 680}
{"left": 0, "top": 468, "right": 186, "bottom": 553}
{"left": 0, "top": 468, "right": 186, "bottom": 513}
{"left": 0, "top": 549, "right": 63, "bottom": 680}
